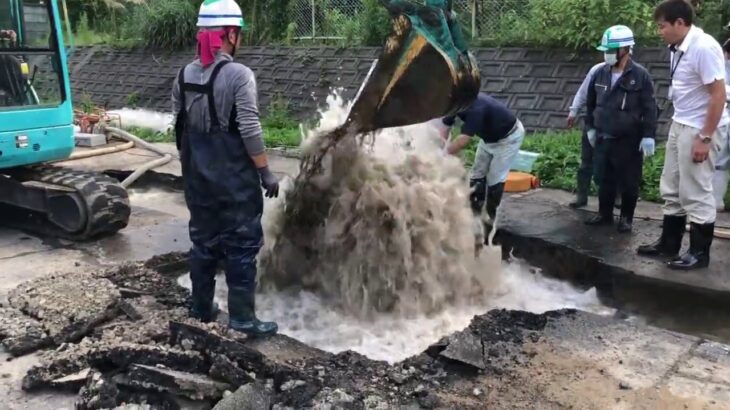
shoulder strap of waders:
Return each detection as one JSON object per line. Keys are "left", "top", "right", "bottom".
{"left": 178, "top": 59, "right": 232, "bottom": 134}
{"left": 175, "top": 66, "right": 187, "bottom": 150}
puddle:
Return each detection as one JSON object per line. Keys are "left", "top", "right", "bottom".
{"left": 178, "top": 259, "right": 613, "bottom": 363}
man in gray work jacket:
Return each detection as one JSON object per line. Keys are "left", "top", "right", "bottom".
{"left": 584, "top": 25, "right": 657, "bottom": 233}
{"left": 172, "top": 0, "right": 279, "bottom": 336}
{"left": 567, "top": 61, "right": 605, "bottom": 208}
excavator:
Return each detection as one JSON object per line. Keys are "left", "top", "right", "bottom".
{"left": 0, "top": 0, "right": 478, "bottom": 242}
{"left": 0, "top": 0, "right": 130, "bottom": 240}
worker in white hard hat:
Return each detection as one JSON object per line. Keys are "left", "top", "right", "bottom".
{"left": 584, "top": 25, "right": 658, "bottom": 233}
{"left": 171, "top": 0, "right": 278, "bottom": 336}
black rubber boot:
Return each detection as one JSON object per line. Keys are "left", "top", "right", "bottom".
{"left": 469, "top": 178, "right": 487, "bottom": 215}
{"left": 486, "top": 182, "right": 505, "bottom": 220}
{"left": 584, "top": 214, "right": 613, "bottom": 226}
{"left": 228, "top": 285, "right": 278, "bottom": 337}
{"left": 637, "top": 215, "right": 686, "bottom": 257}
{"left": 189, "top": 257, "right": 220, "bottom": 323}
{"left": 668, "top": 222, "right": 714, "bottom": 270}
{"left": 569, "top": 173, "right": 590, "bottom": 208}
{"left": 617, "top": 216, "right": 632, "bottom": 233}
{"left": 569, "top": 194, "right": 588, "bottom": 209}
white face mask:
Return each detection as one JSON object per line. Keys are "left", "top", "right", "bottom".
{"left": 604, "top": 52, "right": 618, "bottom": 66}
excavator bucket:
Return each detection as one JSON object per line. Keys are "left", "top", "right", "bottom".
{"left": 346, "top": 0, "right": 481, "bottom": 133}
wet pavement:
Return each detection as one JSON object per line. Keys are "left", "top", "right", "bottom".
{"left": 2, "top": 148, "right": 730, "bottom": 408}
{"left": 498, "top": 188, "right": 730, "bottom": 295}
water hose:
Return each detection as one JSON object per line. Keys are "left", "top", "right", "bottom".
{"left": 102, "top": 126, "right": 174, "bottom": 188}
{"left": 54, "top": 126, "right": 175, "bottom": 188}
{"left": 66, "top": 140, "right": 135, "bottom": 160}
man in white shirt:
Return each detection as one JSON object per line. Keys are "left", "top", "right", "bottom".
{"left": 713, "top": 38, "right": 730, "bottom": 212}
{"left": 638, "top": 0, "right": 729, "bottom": 270}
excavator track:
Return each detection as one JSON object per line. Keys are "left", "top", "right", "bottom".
{"left": 0, "top": 165, "right": 130, "bottom": 241}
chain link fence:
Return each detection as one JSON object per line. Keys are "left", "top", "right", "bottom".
{"left": 290, "top": 0, "right": 363, "bottom": 40}
{"left": 289, "top": 0, "right": 529, "bottom": 40}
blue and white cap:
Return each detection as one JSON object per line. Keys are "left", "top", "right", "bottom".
{"left": 197, "top": 0, "right": 245, "bottom": 28}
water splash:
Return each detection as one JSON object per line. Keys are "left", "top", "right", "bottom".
{"left": 107, "top": 108, "right": 174, "bottom": 133}
{"left": 258, "top": 90, "right": 502, "bottom": 319}
{"left": 174, "top": 89, "right": 613, "bottom": 362}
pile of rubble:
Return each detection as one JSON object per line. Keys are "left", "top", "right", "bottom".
{"left": 0, "top": 253, "right": 571, "bottom": 409}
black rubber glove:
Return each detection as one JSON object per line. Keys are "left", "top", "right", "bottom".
{"left": 258, "top": 166, "right": 279, "bottom": 198}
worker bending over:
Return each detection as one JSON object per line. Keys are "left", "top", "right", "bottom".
{"left": 172, "top": 0, "right": 279, "bottom": 336}
{"left": 440, "top": 92, "right": 525, "bottom": 221}
{"left": 584, "top": 25, "right": 657, "bottom": 233}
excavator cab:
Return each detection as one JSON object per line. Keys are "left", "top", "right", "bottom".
{"left": 0, "top": 0, "right": 130, "bottom": 240}
{"left": 0, "top": 0, "right": 70, "bottom": 164}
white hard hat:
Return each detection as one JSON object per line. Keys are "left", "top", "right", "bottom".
{"left": 197, "top": 0, "right": 245, "bottom": 28}
{"left": 596, "top": 25, "right": 635, "bottom": 51}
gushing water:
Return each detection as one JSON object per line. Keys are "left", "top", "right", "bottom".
{"left": 176, "top": 91, "right": 613, "bottom": 362}
{"left": 258, "top": 91, "right": 500, "bottom": 318}
{"left": 177, "top": 261, "right": 612, "bottom": 363}
{"left": 107, "top": 108, "right": 174, "bottom": 133}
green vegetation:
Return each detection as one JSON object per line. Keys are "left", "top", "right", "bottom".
{"left": 515, "top": 131, "right": 666, "bottom": 203}
{"left": 64, "top": 0, "right": 730, "bottom": 50}
{"left": 125, "top": 126, "right": 174, "bottom": 143}
{"left": 488, "top": 0, "right": 656, "bottom": 49}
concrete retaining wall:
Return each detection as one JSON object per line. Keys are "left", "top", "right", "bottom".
{"left": 67, "top": 46, "right": 673, "bottom": 136}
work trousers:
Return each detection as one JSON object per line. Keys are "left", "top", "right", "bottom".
{"left": 470, "top": 120, "right": 525, "bottom": 185}
{"left": 181, "top": 129, "right": 265, "bottom": 296}
{"left": 713, "top": 126, "right": 730, "bottom": 210}
{"left": 576, "top": 125, "right": 604, "bottom": 193}
{"left": 596, "top": 136, "right": 643, "bottom": 219}
{"left": 661, "top": 121, "right": 728, "bottom": 224}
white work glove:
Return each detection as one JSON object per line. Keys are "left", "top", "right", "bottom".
{"left": 640, "top": 137, "right": 655, "bottom": 158}
{"left": 587, "top": 128, "right": 597, "bottom": 148}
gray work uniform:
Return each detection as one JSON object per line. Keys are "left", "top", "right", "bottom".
{"left": 172, "top": 52, "right": 265, "bottom": 155}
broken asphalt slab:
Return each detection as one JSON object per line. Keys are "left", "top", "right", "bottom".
{"left": 6, "top": 271, "right": 120, "bottom": 345}
{"left": 10, "top": 291, "right": 730, "bottom": 408}
{"left": 0, "top": 307, "right": 52, "bottom": 356}
{"left": 120, "top": 364, "right": 231, "bottom": 401}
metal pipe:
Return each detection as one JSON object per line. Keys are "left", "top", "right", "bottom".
{"left": 471, "top": 0, "right": 476, "bottom": 39}
{"left": 311, "top": 0, "right": 316, "bottom": 39}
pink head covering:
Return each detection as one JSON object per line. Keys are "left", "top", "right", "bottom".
{"left": 196, "top": 29, "right": 226, "bottom": 67}
{"left": 196, "top": 27, "right": 241, "bottom": 67}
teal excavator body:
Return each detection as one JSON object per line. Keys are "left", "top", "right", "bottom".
{"left": 0, "top": 0, "right": 130, "bottom": 240}
{"left": 0, "top": 0, "right": 74, "bottom": 167}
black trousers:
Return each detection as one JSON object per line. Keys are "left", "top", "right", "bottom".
{"left": 596, "top": 136, "right": 643, "bottom": 220}
{"left": 576, "top": 127, "right": 603, "bottom": 195}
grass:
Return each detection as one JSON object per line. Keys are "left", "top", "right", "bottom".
{"left": 123, "top": 123, "right": 301, "bottom": 148}
{"left": 513, "top": 131, "right": 728, "bottom": 207}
